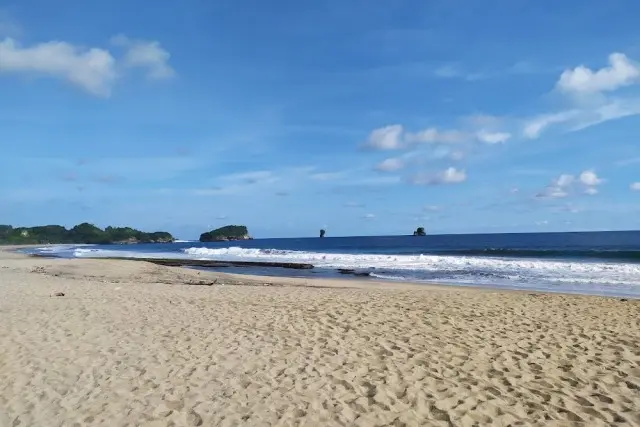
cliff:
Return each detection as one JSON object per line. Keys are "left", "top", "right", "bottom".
{"left": 199, "top": 225, "right": 252, "bottom": 242}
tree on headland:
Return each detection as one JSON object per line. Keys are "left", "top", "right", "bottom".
{"left": 320, "top": 229, "right": 326, "bottom": 238}
{"left": 413, "top": 227, "right": 426, "bottom": 236}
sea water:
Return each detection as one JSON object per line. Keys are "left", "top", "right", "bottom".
{"left": 25, "top": 230, "right": 640, "bottom": 298}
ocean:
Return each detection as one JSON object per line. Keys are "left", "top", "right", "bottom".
{"left": 25, "top": 230, "right": 640, "bottom": 298}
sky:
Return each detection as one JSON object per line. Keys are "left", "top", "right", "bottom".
{"left": 1, "top": 0, "right": 640, "bottom": 239}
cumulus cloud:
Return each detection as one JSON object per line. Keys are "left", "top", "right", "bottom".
{"left": 537, "top": 174, "right": 575, "bottom": 199}
{"left": 0, "top": 37, "right": 117, "bottom": 96}
{"left": 556, "top": 53, "right": 640, "bottom": 94}
{"left": 476, "top": 130, "right": 511, "bottom": 144}
{"left": 0, "top": 34, "right": 174, "bottom": 96}
{"left": 631, "top": 182, "right": 640, "bottom": 191}
{"left": 524, "top": 53, "right": 640, "bottom": 138}
{"left": 580, "top": 170, "right": 603, "bottom": 195}
{"left": 584, "top": 187, "right": 599, "bottom": 195}
{"left": 361, "top": 125, "right": 404, "bottom": 150}
{"left": 537, "top": 170, "right": 603, "bottom": 199}
{"left": 375, "top": 157, "right": 404, "bottom": 172}
{"left": 111, "top": 34, "right": 175, "bottom": 79}
{"left": 411, "top": 167, "right": 467, "bottom": 185}
{"left": 579, "top": 170, "right": 603, "bottom": 186}
{"left": 406, "top": 127, "right": 468, "bottom": 144}
{"left": 555, "top": 174, "right": 575, "bottom": 187}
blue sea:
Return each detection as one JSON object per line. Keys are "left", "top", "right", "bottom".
{"left": 25, "top": 230, "right": 640, "bottom": 298}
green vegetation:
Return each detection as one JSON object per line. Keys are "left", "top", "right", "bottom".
{"left": 199, "top": 225, "right": 251, "bottom": 242}
{"left": 0, "top": 223, "right": 175, "bottom": 245}
{"left": 413, "top": 227, "right": 426, "bottom": 236}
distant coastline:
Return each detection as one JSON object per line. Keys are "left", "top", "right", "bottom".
{"left": 0, "top": 223, "right": 175, "bottom": 245}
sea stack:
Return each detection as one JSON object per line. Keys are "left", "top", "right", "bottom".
{"left": 413, "top": 227, "right": 426, "bottom": 236}
{"left": 320, "top": 229, "right": 326, "bottom": 238}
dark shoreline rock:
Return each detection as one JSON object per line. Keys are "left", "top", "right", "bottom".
{"left": 104, "top": 257, "right": 314, "bottom": 270}
{"left": 337, "top": 268, "right": 372, "bottom": 277}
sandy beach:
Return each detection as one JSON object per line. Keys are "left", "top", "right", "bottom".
{"left": 0, "top": 248, "right": 638, "bottom": 426}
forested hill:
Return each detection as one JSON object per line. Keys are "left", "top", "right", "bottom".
{"left": 0, "top": 223, "right": 175, "bottom": 245}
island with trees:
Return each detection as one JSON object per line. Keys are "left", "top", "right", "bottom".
{"left": 199, "top": 225, "right": 252, "bottom": 242}
{"left": 0, "top": 223, "right": 175, "bottom": 245}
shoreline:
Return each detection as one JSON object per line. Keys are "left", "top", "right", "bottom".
{"left": 7, "top": 245, "right": 640, "bottom": 299}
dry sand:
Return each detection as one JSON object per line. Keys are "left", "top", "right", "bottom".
{"left": 0, "top": 248, "right": 638, "bottom": 426}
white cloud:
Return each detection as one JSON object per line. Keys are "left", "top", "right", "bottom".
{"left": 537, "top": 170, "right": 603, "bottom": 199}
{"left": 362, "top": 213, "right": 376, "bottom": 220}
{"left": 406, "top": 127, "right": 467, "bottom": 144}
{"left": 584, "top": 187, "right": 598, "bottom": 195}
{"left": 555, "top": 174, "right": 575, "bottom": 187}
{"left": 361, "top": 125, "right": 404, "bottom": 150}
{"left": 524, "top": 53, "right": 640, "bottom": 138}
{"left": 523, "top": 110, "right": 580, "bottom": 139}
{"left": 411, "top": 167, "right": 467, "bottom": 185}
{"left": 536, "top": 187, "right": 569, "bottom": 199}
{"left": 423, "top": 205, "right": 441, "bottom": 212}
{"left": 111, "top": 34, "right": 175, "bottom": 79}
{"left": 556, "top": 53, "right": 640, "bottom": 94}
{"left": 434, "top": 65, "right": 461, "bottom": 79}
{"left": 440, "top": 167, "right": 467, "bottom": 183}
{"left": 579, "top": 170, "right": 603, "bottom": 186}
{"left": 375, "top": 157, "right": 404, "bottom": 172}
{"left": 0, "top": 37, "right": 117, "bottom": 96}
{"left": 476, "top": 130, "right": 511, "bottom": 144}
{"left": 631, "top": 182, "right": 640, "bottom": 191}
{"left": 537, "top": 173, "right": 574, "bottom": 199}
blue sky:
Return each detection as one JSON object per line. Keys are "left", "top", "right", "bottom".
{"left": 1, "top": 0, "right": 640, "bottom": 238}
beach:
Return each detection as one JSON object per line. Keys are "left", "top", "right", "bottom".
{"left": 0, "top": 248, "right": 639, "bottom": 426}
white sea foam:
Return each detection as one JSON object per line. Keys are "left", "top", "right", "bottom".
{"left": 72, "top": 247, "right": 181, "bottom": 259}
{"left": 180, "top": 246, "right": 640, "bottom": 293}
{"left": 27, "top": 244, "right": 640, "bottom": 297}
